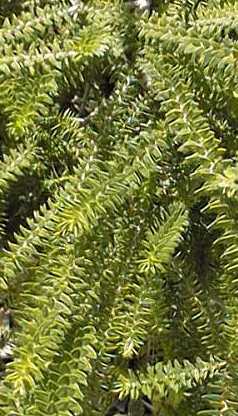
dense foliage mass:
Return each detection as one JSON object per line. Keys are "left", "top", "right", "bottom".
{"left": 0, "top": 0, "right": 238, "bottom": 414}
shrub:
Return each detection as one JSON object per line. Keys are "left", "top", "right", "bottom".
{"left": 0, "top": 0, "right": 237, "bottom": 414}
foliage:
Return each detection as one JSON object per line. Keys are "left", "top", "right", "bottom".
{"left": 0, "top": 0, "right": 237, "bottom": 415}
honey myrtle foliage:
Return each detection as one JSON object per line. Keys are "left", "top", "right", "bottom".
{"left": 0, "top": 0, "right": 237, "bottom": 415}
